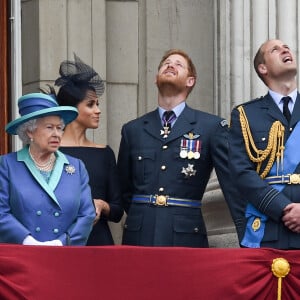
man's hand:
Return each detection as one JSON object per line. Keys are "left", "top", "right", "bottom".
{"left": 282, "top": 203, "right": 300, "bottom": 233}
{"left": 93, "top": 199, "right": 110, "bottom": 225}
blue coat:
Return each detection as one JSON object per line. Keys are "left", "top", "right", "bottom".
{"left": 0, "top": 146, "right": 95, "bottom": 245}
{"left": 229, "top": 93, "right": 300, "bottom": 249}
{"left": 117, "top": 105, "right": 235, "bottom": 247}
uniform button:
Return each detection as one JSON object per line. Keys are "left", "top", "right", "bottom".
{"left": 159, "top": 187, "right": 164, "bottom": 192}
{"left": 261, "top": 137, "right": 266, "bottom": 141}
{"left": 194, "top": 227, "right": 199, "bottom": 233}
{"left": 35, "top": 227, "right": 41, "bottom": 232}
{"left": 138, "top": 156, "right": 142, "bottom": 160}
{"left": 161, "top": 165, "right": 166, "bottom": 170}
{"left": 290, "top": 127, "right": 293, "bottom": 132}
{"left": 53, "top": 228, "right": 59, "bottom": 234}
{"left": 162, "top": 145, "right": 168, "bottom": 150}
{"left": 54, "top": 212, "right": 60, "bottom": 217}
{"left": 124, "top": 224, "right": 128, "bottom": 229}
{"left": 36, "top": 211, "right": 42, "bottom": 216}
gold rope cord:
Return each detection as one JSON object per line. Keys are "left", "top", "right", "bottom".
{"left": 238, "top": 106, "right": 285, "bottom": 178}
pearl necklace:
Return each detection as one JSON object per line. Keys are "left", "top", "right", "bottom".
{"left": 29, "top": 147, "right": 56, "bottom": 172}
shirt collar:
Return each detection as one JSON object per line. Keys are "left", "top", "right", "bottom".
{"left": 269, "top": 89, "right": 298, "bottom": 106}
{"left": 158, "top": 101, "right": 186, "bottom": 120}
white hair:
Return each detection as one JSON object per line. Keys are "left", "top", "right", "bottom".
{"left": 16, "top": 119, "right": 38, "bottom": 144}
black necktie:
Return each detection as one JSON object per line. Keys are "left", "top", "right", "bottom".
{"left": 282, "top": 96, "right": 291, "bottom": 123}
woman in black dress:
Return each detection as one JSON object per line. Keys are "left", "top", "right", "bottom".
{"left": 51, "top": 54, "right": 123, "bottom": 245}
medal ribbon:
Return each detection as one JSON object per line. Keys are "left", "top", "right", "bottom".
{"left": 162, "top": 111, "right": 176, "bottom": 129}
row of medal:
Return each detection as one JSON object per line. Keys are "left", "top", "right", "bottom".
{"left": 180, "top": 139, "right": 201, "bottom": 159}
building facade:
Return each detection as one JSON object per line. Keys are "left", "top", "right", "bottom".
{"left": 2, "top": 0, "right": 300, "bottom": 246}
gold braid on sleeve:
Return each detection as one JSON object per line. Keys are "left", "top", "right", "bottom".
{"left": 237, "top": 106, "right": 285, "bottom": 179}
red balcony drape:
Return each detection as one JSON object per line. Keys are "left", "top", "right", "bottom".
{"left": 0, "top": 245, "right": 299, "bottom": 300}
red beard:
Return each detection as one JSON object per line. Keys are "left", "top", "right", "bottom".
{"left": 156, "top": 73, "right": 186, "bottom": 96}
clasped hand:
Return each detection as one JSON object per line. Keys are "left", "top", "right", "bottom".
{"left": 282, "top": 203, "right": 300, "bottom": 233}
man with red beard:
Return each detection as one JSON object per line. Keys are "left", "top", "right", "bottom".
{"left": 229, "top": 39, "right": 300, "bottom": 249}
{"left": 117, "top": 49, "right": 235, "bottom": 247}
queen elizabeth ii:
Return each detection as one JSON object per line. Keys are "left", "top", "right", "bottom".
{"left": 0, "top": 93, "right": 95, "bottom": 246}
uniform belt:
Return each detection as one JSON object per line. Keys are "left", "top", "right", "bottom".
{"left": 132, "top": 194, "right": 201, "bottom": 208}
{"left": 264, "top": 174, "right": 300, "bottom": 185}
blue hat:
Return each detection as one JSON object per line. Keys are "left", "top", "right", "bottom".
{"left": 5, "top": 93, "right": 78, "bottom": 135}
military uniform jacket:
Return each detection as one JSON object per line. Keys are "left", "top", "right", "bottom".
{"left": 0, "top": 147, "right": 95, "bottom": 245}
{"left": 117, "top": 104, "right": 233, "bottom": 247}
{"left": 229, "top": 92, "right": 300, "bottom": 249}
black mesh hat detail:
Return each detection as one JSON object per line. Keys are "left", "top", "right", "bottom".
{"left": 55, "top": 53, "right": 105, "bottom": 98}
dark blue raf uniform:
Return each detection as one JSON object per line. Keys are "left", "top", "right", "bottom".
{"left": 117, "top": 104, "right": 233, "bottom": 247}
{"left": 229, "top": 92, "right": 300, "bottom": 249}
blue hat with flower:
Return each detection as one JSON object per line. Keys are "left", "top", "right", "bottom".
{"left": 5, "top": 93, "right": 78, "bottom": 135}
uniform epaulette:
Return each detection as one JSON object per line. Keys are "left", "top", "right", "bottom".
{"left": 234, "top": 103, "right": 244, "bottom": 110}
{"left": 238, "top": 96, "right": 264, "bottom": 107}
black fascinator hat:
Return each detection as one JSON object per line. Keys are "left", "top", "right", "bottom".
{"left": 55, "top": 53, "right": 105, "bottom": 106}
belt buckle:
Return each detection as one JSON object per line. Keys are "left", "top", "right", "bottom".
{"left": 155, "top": 195, "right": 168, "bottom": 206}
{"left": 288, "top": 174, "right": 300, "bottom": 184}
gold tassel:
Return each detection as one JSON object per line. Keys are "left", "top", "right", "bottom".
{"left": 271, "top": 258, "right": 290, "bottom": 300}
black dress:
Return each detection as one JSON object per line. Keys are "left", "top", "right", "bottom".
{"left": 59, "top": 146, "right": 123, "bottom": 245}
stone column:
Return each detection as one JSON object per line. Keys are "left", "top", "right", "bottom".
{"left": 225, "top": 0, "right": 300, "bottom": 106}
{"left": 105, "top": 0, "right": 139, "bottom": 243}
{"left": 21, "top": 0, "right": 107, "bottom": 142}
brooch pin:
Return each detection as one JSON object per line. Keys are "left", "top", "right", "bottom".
{"left": 181, "top": 164, "right": 197, "bottom": 178}
{"left": 65, "top": 164, "right": 76, "bottom": 175}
